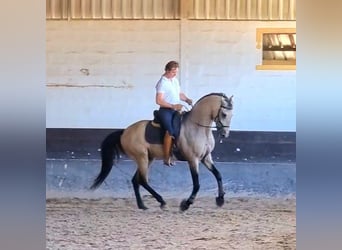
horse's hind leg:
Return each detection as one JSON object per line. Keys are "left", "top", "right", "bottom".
{"left": 201, "top": 154, "right": 225, "bottom": 207}
{"left": 139, "top": 179, "right": 167, "bottom": 209}
{"left": 132, "top": 171, "right": 148, "bottom": 210}
{"left": 132, "top": 159, "right": 167, "bottom": 210}
{"left": 139, "top": 161, "right": 167, "bottom": 209}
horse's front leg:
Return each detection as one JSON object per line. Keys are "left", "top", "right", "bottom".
{"left": 180, "top": 161, "right": 200, "bottom": 211}
{"left": 201, "top": 155, "right": 225, "bottom": 207}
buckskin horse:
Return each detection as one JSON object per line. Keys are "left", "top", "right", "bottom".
{"left": 90, "top": 92, "right": 234, "bottom": 211}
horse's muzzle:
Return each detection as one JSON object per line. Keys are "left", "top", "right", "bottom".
{"left": 220, "top": 130, "right": 230, "bottom": 138}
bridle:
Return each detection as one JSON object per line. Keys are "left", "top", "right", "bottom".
{"left": 193, "top": 95, "right": 232, "bottom": 130}
{"left": 214, "top": 104, "right": 232, "bottom": 129}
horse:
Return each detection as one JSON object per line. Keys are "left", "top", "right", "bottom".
{"left": 90, "top": 92, "right": 234, "bottom": 211}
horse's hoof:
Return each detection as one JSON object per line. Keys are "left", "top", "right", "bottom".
{"left": 216, "top": 196, "right": 225, "bottom": 207}
{"left": 138, "top": 205, "right": 148, "bottom": 210}
{"left": 160, "top": 202, "right": 168, "bottom": 210}
{"left": 180, "top": 199, "right": 190, "bottom": 211}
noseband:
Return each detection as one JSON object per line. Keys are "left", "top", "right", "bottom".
{"left": 214, "top": 104, "right": 232, "bottom": 129}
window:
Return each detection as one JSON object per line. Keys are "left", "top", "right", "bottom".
{"left": 256, "top": 28, "right": 296, "bottom": 70}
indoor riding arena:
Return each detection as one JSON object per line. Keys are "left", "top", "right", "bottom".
{"left": 46, "top": 0, "right": 296, "bottom": 249}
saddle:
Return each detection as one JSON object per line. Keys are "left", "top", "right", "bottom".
{"left": 145, "top": 110, "right": 182, "bottom": 144}
{"left": 145, "top": 110, "right": 187, "bottom": 161}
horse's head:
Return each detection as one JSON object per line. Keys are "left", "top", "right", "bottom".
{"left": 215, "top": 94, "right": 233, "bottom": 138}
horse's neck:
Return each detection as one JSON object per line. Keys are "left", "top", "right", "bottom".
{"left": 189, "top": 101, "right": 216, "bottom": 125}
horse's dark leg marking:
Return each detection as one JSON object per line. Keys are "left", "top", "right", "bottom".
{"left": 135, "top": 158, "right": 166, "bottom": 209}
{"left": 180, "top": 164, "right": 200, "bottom": 211}
{"left": 139, "top": 180, "right": 167, "bottom": 209}
{"left": 201, "top": 156, "right": 225, "bottom": 207}
{"left": 211, "top": 165, "right": 225, "bottom": 206}
{"left": 131, "top": 171, "right": 148, "bottom": 210}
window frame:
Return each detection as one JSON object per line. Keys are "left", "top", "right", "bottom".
{"left": 256, "top": 28, "right": 296, "bottom": 71}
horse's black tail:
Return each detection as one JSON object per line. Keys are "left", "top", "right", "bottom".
{"left": 90, "top": 129, "right": 125, "bottom": 190}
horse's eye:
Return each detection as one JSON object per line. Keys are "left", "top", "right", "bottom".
{"left": 221, "top": 113, "right": 227, "bottom": 118}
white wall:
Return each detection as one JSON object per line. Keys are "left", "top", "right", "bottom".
{"left": 46, "top": 20, "right": 296, "bottom": 131}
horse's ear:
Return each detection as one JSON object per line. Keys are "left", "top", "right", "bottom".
{"left": 229, "top": 95, "right": 234, "bottom": 100}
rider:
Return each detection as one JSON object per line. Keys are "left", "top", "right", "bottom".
{"left": 155, "top": 60, "right": 193, "bottom": 166}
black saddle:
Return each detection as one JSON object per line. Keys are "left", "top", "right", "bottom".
{"left": 145, "top": 110, "right": 182, "bottom": 143}
{"left": 145, "top": 110, "right": 188, "bottom": 161}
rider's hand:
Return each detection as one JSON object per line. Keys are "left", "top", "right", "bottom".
{"left": 186, "top": 98, "right": 193, "bottom": 106}
{"left": 173, "top": 104, "right": 183, "bottom": 111}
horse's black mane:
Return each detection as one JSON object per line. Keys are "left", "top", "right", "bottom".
{"left": 196, "top": 92, "right": 233, "bottom": 109}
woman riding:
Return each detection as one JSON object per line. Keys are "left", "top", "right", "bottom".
{"left": 155, "top": 60, "right": 193, "bottom": 166}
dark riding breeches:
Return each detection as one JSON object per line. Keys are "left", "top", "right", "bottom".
{"left": 158, "top": 107, "right": 177, "bottom": 137}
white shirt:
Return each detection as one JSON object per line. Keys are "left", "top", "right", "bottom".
{"left": 155, "top": 76, "right": 180, "bottom": 105}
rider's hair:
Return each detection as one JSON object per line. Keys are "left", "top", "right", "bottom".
{"left": 164, "top": 61, "right": 179, "bottom": 71}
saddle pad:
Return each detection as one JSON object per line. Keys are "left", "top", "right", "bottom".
{"left": 145, "top": 121, "right": 164, "bottom": 144}
{"left": 145, "top": 121, "right": 186, "bottom": 161}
